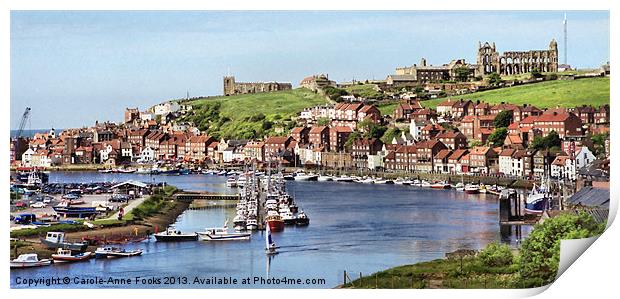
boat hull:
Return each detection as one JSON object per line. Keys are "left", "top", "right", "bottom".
{"left": 52, "top": 252, "right": 93, "bottom": 262}
{"left": 95, "top": 250, "right": 142, "bottom": 258}
{"left": 10, "top": 260, "right": 52, "bottom": 268}
{"left": 154, "top": 234, "right": 198, "bottom": 242}
{"left": 197, "top": 233, "right": 251, "bottom": 241}
{"left": 267, "top": 220, "right": 285, "bottom": 232}
{"left": 41, "top": 239, "right": 88, "bottom": 252}
{"left": 295, "top": 217, "right": 310, "bottom": 226}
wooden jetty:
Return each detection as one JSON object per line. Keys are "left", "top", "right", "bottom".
{"left": 174, "top": 192, "right": 240, "bottom": 202}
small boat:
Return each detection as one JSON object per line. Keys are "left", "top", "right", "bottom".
{"left": 317, "top": 175, "right": 333, "bottom": 182}
{"left": 333, "top": 176, "right": 354, "bottom": 182}
{"left": 479, "top": 184, "right": 488, "bottom": 193}
{"left": 10, "top": 254, "right": 52, "bottom": 268}
{"left": 265, "top": 223, "right": 278, "bottom": 255}
{"left": 51, "top": 248, "right": 93, "bottom": 263}
{"left": 281, "top": 211, "right": 296, "bottom": 225}
{"left": 266, "top": 214, "right": 285, "bottom": 232}
{"left": 295, "top": 211, "right": 310, "bottom": 226}
{"left": 154, "top": 226, "right": 198, "bottom": 242}
{"left": 41, "top": 232, "right": 88, "bottom": 252}
{"left": 430, "top": 181, "right": 451, "bottom": 189}
{"left": 52, "top": 206, "right": 98, "bottom": 218}
{"left": 294, "top": 173, "right": 318, "bottom": 181}
{"left": 246, "top": 218, "right": 259, "bottom": 231}
{"left": 95, "top": 247, "right": 143, "bottom": 258}
{"left": 283, "top": 174, "right": 295, "bottom": 181}
{"left": 196, "top": 223, "right": 251, "bottom": 241}
{"left": 373, "top": 178, "right": 394, "bottom": 184}
{"left": 394, "top": 178, "right": 405, "bottom": 185}
{"left": 464, "top": 184, "right": 480, "bottom": 194}
{"left": 455, "top": 182, "right": 465, "bottom": 191}
{"left": 233, "top": 215, "right": 247, "bottom": 231}
{"left": 420, "top": 180, "right": 432, "bottom": 188}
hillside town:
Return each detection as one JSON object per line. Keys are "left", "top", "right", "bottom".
{"left": 11, "top": 91, "right": 610, "bottom": 183}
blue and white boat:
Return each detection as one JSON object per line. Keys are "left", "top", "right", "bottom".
{"left": 525, "top": 180, "right": 549, "bottom": 214}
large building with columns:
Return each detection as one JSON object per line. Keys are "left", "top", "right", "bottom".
{"left": 477, "top": 40, "right": 559, "bottom": 76}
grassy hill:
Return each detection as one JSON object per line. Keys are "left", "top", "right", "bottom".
{"left": 182, "top": 88, "right": 328, "bottom": 139}
{"left": 344, "top": 83, "right": 383, "bottom": 99}
{"left": 422, "top": 77, "right": 610, "bottom": 109}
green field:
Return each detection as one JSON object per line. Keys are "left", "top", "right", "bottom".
{"left": 184, "top": 88, "right": 328, "bottom": 139}
{"left": 421, "top": 77, "right": 610, "bottom": 109}
{"left": 344, "top": 84, "right": 383, "bottom": 99}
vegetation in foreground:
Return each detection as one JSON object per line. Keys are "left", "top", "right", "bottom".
{"left": 180, "top": 88, "right": 329, "bottom": 139}
{"left": 348, "top": 213, "right": 605, "bottom": 289}
{"left": 422, "top": 77, "right": 610, "bottom": 109}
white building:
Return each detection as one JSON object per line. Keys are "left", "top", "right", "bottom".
{"left": 574, "top": 146, "right": 596, "bottom": 169}
{"left": 367, "top": 154, "right": 383, "bottom": 170}
{"left": 140, "top": 147, "right": 155, "bottom": 162}
{"left": 21, "top": 148, "right": 35, "bottom": 167}
{"left": 551, "top": 156, "right": 576, "bottom": 181}
{"left": 153, "top": 102, "right": 180, "bottom": 116}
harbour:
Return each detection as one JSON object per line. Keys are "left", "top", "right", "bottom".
{"left": 10, "top": 171, "right": 530, "bottom": 288}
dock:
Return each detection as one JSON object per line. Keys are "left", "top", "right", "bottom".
{"left": 174, "top": 192, "right": 240, "bottom": 202}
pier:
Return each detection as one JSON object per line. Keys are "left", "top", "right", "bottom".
{"left": 174, "top": 192, "right": 240, "bottom": 202}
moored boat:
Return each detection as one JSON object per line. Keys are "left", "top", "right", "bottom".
{"left": 295, "top": 211, "right": 310, "bottom": 226}
{"left": 95, "top": 247, "right": 143, "bottom": 258}
{"left": 196, "top": 227, "right": 251, "bottom": 241}
{"left": 51, "top": 248, "right": 93, "bottom": 263}
{"left": 430, "top": 181, "right": 451, "bottom": 189}
{"left": 266, "top": 214, "right": 285, "bottom": 232}
{"left": 525, "top": 182, "right": 549, "bottom": 214}
{"left": 317, "top": 175, "right": 333, "bottom": 182}
{"left": 10, "top": 254, "right": 52, "bottom": 268}
{"left": 154, "top": 226, "right": 198, "bottom": 242}
{"left": 464, "top": 184, "right": 480, "bottom": 194}
{"left": 41, "top": 232, "right": 88, "bottom": 252}
{"left": 294, "top": 173, "right": 318, "bottom": 181}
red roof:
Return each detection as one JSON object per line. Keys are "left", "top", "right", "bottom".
{"left": 434, "top": 149, "right": 452, "bottom": 159}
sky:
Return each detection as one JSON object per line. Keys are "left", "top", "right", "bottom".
{"left": 10, "top": 11, "right": 609, "bottom": 129}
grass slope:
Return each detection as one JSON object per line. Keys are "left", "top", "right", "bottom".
{"left": 344, "top": 84, "right": 383, "bottom": 99}
{"left": 422, "top": 77, "right": 610, "bottom": 109}
{"left": 186, "top": 88, "right": 328, "bottom": 139}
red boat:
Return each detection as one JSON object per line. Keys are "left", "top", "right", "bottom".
{"left": 266, "top": 215, "right": 285, "bottom": 232}
{"left": 430, "top": 182, "right": 451, "bottom": 189}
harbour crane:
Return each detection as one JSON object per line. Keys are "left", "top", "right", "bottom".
{"left": 16, "top": 107, "right": 31, "bottom": 138}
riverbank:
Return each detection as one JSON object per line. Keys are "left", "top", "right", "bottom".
{"left": 10, "top": 195, "right": 190, "bottom": 260}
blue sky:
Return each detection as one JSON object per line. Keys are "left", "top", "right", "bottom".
{"left": 10, "top": 11, "right": 609, "bottom": 129}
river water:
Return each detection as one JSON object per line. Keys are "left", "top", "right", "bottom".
{"left": 10, "top": 171, "right": 531, "bottom": 289}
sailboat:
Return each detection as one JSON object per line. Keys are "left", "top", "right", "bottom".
{"left": 265, "top": 222, "right": 278, "bottom": 255}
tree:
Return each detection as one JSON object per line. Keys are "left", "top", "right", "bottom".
{"left": 380, "top": 127, "right": 401, "bottom": 144}
{"left": 487, "top": 127, "right": 508, "bottom": 147}
{"left": 469, "top": 140, "right": 483, "bottom": 147}
{"left": 488, "top": 72, "right": 503, "bottom": 85}
{"left": 323, "top": 86, "right": 348, "bottom": 102}
{"left": 493, "top": 110, "right": 513, "bottom": 128}
{"left": 316, "top": 117, "right": 330, "bottom": 126}
{"left": 529, "top": 131, "right": 561, "bottom": 150}
{"left": 344, "top": 131, "right": 362, "bottom": 149}
{"left": 519, "top": 213, "right": 605, "bottom": 287}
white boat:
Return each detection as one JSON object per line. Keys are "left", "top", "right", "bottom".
{"left": 455, "top": 182, "right": 465, "bottom": 191}
{"left": 95, "top": 247, "right": 143, "bottom": 258}
{"left": 317, "top": 175, "right": 333, "bottom": 182}
{"left": 333, "top": 176, "right": 354, "bottom": 182}
{"left": 394, "top": 178, "right": 405, "bottom": 185}
{"left": 373, "top": 178, "right": 394, "bottom": 184}
{"left": 402, "top": 180, "right": 413, "bottom": 186}
{"left": 10, "top": 254, "right": 52, "bottom": 268}
{"left": 420, "top": 180, "right": 431, "bottom": 188}
{"left": 464, "top": 184, "right": 480, "bottom": 194}
{"left": 51, "top": 248, "right": 93, "bottom": 263}
{"left": 246, "top": 219, "right": 259, "bottom": 230}
{"left": 197, "top": 225, "right": 251, "bottom": 241}
{"left": 359, "top": 177, "right": 375, "bottom": 184}
{"left": 294, "top": 173, "right": 318, "bottom": 181}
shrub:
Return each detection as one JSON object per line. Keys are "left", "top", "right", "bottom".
{"left": 478, "top": 242, "right": 514, "bottom": 267}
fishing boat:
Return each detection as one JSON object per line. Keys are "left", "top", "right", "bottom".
{"left": 525, "top": 182, "right": 549, "bottom": 214}
{"left": 265, "top": 223, "right": 278, "bottom": 255}
{"left": 196, "top": 225, "right": 251, "bottom": 241}
{"left": 266, "top": 214, "right": 285, "bottom": 232}
{"left": 430, "top": 181, "right": 451, "bottom": 189}
{"left": 154, "top": 226, "right": 198, "bottom": 242}
{"left": 10, "top": 254, "right": 52, "bottom": 268}
{"left": 41, "top": 232, "right": 88, "bottom": 252}
{"left": 464, "top": 184, "right": 480, "bottom": 194}
{"left": 95, "top": 247, "right": 143, "bottom": 258}
{"left": 233, "top": 215, "right": 247, "bottom": 231}
{"left": 281, "top": 210, "right": 296, "bottom": 225}
{"left": 295, "top": 211, "right": 310, "bottom": 226}
{"left": 246, "top": 218, "right": 259, "bottom": 230}
{"left": 51, "top": 248, "right": 93, "bottom": 263}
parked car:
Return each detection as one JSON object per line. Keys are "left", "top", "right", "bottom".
{"left": 62, "top": 193, "right": 80, "bottom": 200}
{"left": 30, "top": 202, "right": 47, "bottom": 208}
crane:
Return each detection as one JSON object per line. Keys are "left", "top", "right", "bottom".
{"left": 16, "top": 107, "right": 31, "bottom": 138}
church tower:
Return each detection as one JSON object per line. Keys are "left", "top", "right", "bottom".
{"left": 223, "top": 76, "right": 236, "bottom": 96}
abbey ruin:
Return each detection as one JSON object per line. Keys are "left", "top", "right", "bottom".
{"left": 223, "top": 76, "right": 292, "bottom": 96}
{"left": 477, "top": 39, "right": 559, "bottom": 75}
